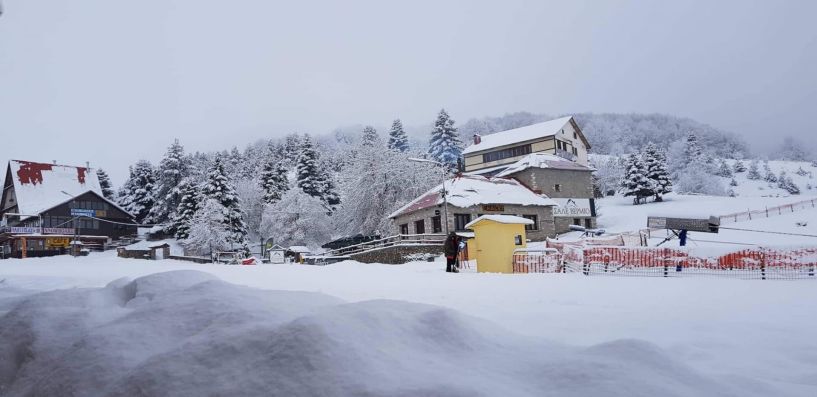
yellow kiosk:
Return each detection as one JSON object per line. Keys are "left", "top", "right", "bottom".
{"left": 464, "top": 215, "right": 531, "bottom": 273}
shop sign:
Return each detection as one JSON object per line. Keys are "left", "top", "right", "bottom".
{"left": 43, "top": 227, "right": 75, "bottom": 234}
{"left": 481, "top": 204, "right": 505, "bottom": 212}
{"left": 552, "top": 198, "right": 594, "bottom": 217}
{"left": 46, "top": 238, "right": 71, "bottom": 248}
{"left": 9, "top": 227, "right": 40, "bottom": 234}
{"left": 70, "top": 209, "right": 97, "bottom": 217}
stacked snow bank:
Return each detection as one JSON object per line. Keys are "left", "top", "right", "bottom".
{"left": 0, "top": 271, "right": 779, "bottom": 396}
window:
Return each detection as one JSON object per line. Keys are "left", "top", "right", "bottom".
{"left": 573, "top": 218, "right": 582, "bottom": 226}
{"left": 431, "top": 216, "right": 442, "bottom": 233}
{"left": 554, "top": 184, "right": 562, "bottom": 192}
{"left": 454, "top": 214, "right": 472, "bottom": 231}
{"left": 573, "top": 131, "right": 578, "bottom": 139}
{"left": 482, "top": 144, "right": 532, "bottom": 163}
{"left": 572, "top": 147, "right": 578, "bottom": 155}
{"left": 399, "top": 224, "right": 409, "bottom": 235}
{"left": 414, "top": 219, "right": 425, "bottom": 234}
{"left": 522, "top": 214, "right": 538, "bottom": 231}
{"left": 585, "top": 218, "right": 592, "bottom": 228}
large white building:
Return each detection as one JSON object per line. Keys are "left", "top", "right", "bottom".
{"left": 462, "top": 116, "right": 591, "bottom": 174}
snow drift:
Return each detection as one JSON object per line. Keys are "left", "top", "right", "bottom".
{"left": 0, "top": 270, "right": 780, "bottom": 396}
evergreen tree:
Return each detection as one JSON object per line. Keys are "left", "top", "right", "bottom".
{"left": 716, "top": 159, "right": 733, "bottom": 177}
{"left": 621, "top": 153, "right": 654, "bottom": 205}
{"left": 747, "top": 160, "right": 761, "bottom": 180}
{"left": 259, "top": 158, "right": 289, "bottom": 205}
{"left": 173, "top": 179, "right": 200, "bottom": 240}
{"left": 360, "top": 126, "right": 381, "bottom": 147}
{"left": 296, "top": 135, "right": 323, "bottom": 198}
{"left": 200, "top": 156, "right": 248, "bottom": 252}
{"left": 118, "top": 160, "right": 156, "bottom": 223}
{"left": 684, "top": 131, "right": 703, "bottom": 163}
{"left": 320, "top": 171, "right": 341, "bottom": 212}
{"left": 428, "top": 109, "right": 463, "bottom": 170}
{"left": 733, "top": 159, "right": 746, "bottom": 173}
{"left": 730, "top": 178, "right": 738, "bottom": 187}
{"left": 149, "top": 139, "right": 189, "bottom": 229}
{"left": 387, "top": 119, "right": 409, "bottom": 152}
{"left": 795, "top": 166, "right": 808, "bottom": 176}
{"left": 96, "top": 168, "right": 114, "bottom": 200}
{"left": 763, "top": 162, "right": 777, "bottom": 183}
{"left": 642, "top": 143, "right": 672, "bottom": 201}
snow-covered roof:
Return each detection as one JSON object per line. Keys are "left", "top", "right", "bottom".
{"left": 389, "top": 175, "right": 557, "bottom": 219}
{"left": 495, "top": 153, "right": 593, "bottom": 177}
{"left": 6, "top": 160, "right": 103, "bottom": 216}
{"left": 464, "top": 215, "right": 534, "bottom": 229}
{"left": 462, "top": 116, "right": 583, "bottom": 155}
{"left": 288, "top": 245, "right": 311, "bottom": 253}
{"left": 124, "top": 239, "right": 184, "bottom": 255}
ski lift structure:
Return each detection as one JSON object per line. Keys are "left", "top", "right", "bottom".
{"left": 647, "top": 215, "right": 720, "bottom": 247}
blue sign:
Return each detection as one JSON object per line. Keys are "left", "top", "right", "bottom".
{"left": 70, "top": 209, "right": 96, "bottom": 217}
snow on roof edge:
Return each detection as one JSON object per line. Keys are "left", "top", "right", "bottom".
{"left": 464, "top": 214, "right": 534, "bottom": 229}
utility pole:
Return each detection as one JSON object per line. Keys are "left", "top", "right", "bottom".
{"left": 408, "top": 158, "right": 450, "bottom": 235}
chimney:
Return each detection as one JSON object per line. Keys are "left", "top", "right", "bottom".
{"left": 52, "top": 160, "right": 57, "bottom": 165}
{"left": 86, "top": 161, "right": 90, "bottom": 170}
{"left": 473, "top": 134, "right": 482, "bottom": 145}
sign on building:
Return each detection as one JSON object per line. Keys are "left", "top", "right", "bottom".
{"left": 647, "top": 216, "right": 719, "bottom": 233}
{"left": 70, "top": 209, "right": 97, "bottom": 217}
{"left": 481, "top": 204, "right": 505, "bottom": 212}
{"left": 552, "top": 198, "right": 594, "bottom": 217}
{"left": 45, "top": 238, "right": 71, "bottom": 248}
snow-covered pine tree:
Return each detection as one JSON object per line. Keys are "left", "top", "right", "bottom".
{"left": 730, "top": 178, "right": 738, "bottom": 187}
{"left": 96, "top": 168, "right": 115, "bottom": 200}
{"left": 796, "top": 167, "right": 808, "bottom": 176}
{"left": 716, "top": 159, "right": 733, "bottom": 177}
{"left": 387, "top": 119, "right": 409, "bottom": 152}
{"left": 283, "top": 133, "right": 303, "bottom": 164}
{"left": 684, "top": 131, "right": 703, "bottom": 163}
{"left": 763, "top": 162, "right": 777, "bottom": 183}
{"left": 200, "top": 156, "right": 249, "bottom": 253}
{"left": 733, "top": 159, "right": 746, "bottom": 173}
{"left": 184, "top": 198, "right": 233, "bottom": 256}
{"left": 259, "top": 158, "right": 289, "bottom": 205}
{"left": 428, "top": 109, "right": 463, "bottom": 170}
{"left": 360, "top": 126, "right": 381, "bottom": 147}
{"left": 621, "top": 153, "right": 654, "bottom": 205}
{"left": 173, "top": 179, "right": 200, "bottom": 240}
{"left": 642, "top": 143, "right": 672, "bottom": 201}
{"left": 148, "top": 139, "right": 190, "bottom": 230}
{"left": 118, "top": 160, "right": 157, "bottom": 223}
{"left": 320, "top": 171, "right": 341, "bottom": 212}
{"left": 296, "top": 135, "right": 323, "bottom": 198}
{"left": 747, "top": 160, "right": 761, "bottom": 180}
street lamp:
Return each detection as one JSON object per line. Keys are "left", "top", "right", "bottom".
{"left": 408, "top": 158, "right": 450, "bottom": 235}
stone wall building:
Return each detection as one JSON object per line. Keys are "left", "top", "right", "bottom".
{"left": 389, "top": 175, "right": 557, "bottom": 241}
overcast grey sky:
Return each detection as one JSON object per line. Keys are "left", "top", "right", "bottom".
{"left": 1, "top": 0, "right": 815, "bottom": 184}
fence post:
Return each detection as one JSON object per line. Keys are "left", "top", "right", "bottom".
{"left": 760, "top": 252, "right": 766, "bottom": 280}
{"left": 748, "top": 209, "right": 751, "bottom": 220}
{"left": 766, "top": 207, "right": 769, "bottom": 217}
{"left": 663, "top": 257, "right": 669, "bottom": 277}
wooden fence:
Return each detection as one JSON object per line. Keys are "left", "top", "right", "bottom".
{"left": 719, "top": 198, "right": 817, "bottom": 224}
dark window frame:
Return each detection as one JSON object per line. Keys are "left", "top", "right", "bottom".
{"left": 454, "top": 213, "right": 472, "bottom": 231}
{"left": 431, "top": 216, "right": 442, "bottom": 233}
{"left": 399, "top": 224, "right": 409, "bottom": 235}
{"left": 414, "top": 219, "right": 425, "bottom": 234}
{"left": 482, "top": 144, "right": 532, "bottom": 163}
{"left": 522, "top": 214, "right": 538, "bottom": 231}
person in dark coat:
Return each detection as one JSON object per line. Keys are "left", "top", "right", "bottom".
{"left": 444, "top": 232, "right": 460, "bottom": 273}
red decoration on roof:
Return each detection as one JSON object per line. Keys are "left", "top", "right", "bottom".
{"left": 13, "top": 160, "right": 88, "bottom": 185}
{"left": 15, "top": 161, "right": 53, "bottom": 185}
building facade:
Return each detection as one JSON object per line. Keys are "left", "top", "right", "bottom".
{"left": 462, "top": 116, "right": 591, "bottom": 173}
{"left": 1, "top": 160, "right": 137, "bottom": 258}
{"left": 389, "top": 175, "right": 558, "bottom": 241}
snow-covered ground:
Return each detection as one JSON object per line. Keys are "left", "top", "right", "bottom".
{"left": 1, "top": 251, "right": 816, "bottom": 396}
{"left": 596, "top": 193, "right": 817, "bottom": 247}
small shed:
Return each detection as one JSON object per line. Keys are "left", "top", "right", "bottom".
{"left": 465, "top": 215, "right": 531, "bottom": 273}
{"left": 268, "top": 244, "right": 286, "bottom": 264}
{"left": 287, "top": 245, "right": 312, "bottom": 263}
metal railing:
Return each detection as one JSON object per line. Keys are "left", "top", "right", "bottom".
{"left": 327, "top": 233, "right": 446, "bottom": 257}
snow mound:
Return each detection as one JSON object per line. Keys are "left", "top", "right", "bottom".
{"left": 0, "top": 271, "right": 774, "bottom": 396}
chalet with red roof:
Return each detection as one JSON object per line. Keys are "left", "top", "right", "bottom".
{"left": 1, "top": 160, "right": 137, "bottom": 258}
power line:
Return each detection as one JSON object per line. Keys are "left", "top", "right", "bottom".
{"left": 718, "top": 226, "right": 817, "bottom": 238}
